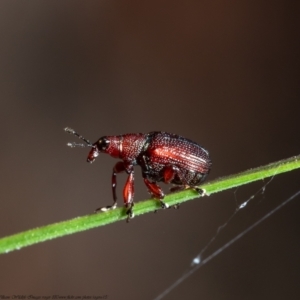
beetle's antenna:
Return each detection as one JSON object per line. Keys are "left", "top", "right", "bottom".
{"left": 64, "top": 127, "right": 94, "bottom": 148}
{"left": 67, "top": 142, "right": 87, "bottom": 148}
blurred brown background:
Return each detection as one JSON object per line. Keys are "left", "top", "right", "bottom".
{"left": 1, "top": 1, "right": 300, "bottom": 299}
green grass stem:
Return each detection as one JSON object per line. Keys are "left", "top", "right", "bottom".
{"left": 0, "top": 154, "right": 299, "bottom": 254}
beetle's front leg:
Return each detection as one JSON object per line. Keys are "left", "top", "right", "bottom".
{"left": 124, "top": 171, "right": 135, "bottom": 222}
{"left": 95, "top": 161, "right": 126, "bottom": 213}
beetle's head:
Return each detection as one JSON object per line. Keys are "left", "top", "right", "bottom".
{"left": 86, "top": 146, "right": 98, "bottom": 163}
{"left": 65, "top": 127, "right": 108, "bottom": 164}
{"left": 87, "top": 137, "right": 110, "bottom": 163}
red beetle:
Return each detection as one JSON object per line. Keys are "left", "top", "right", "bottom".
{"left": 65, "top": 128, "right": 211, "bottom": 221}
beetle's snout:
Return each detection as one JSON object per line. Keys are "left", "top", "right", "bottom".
{"left": 87, "top": 147, "right": 99, "bottom": 163}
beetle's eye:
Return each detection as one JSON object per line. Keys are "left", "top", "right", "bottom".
{"left": 97, "top": 137, "right": 110, "bottom": 151}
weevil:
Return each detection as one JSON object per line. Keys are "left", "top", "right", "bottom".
{"left": 65, "top": 128, "right": 212, "bottom": 222}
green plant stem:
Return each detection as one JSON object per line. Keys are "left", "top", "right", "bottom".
{"left": 0, "top": 155, "right": 300, "bottom": 255}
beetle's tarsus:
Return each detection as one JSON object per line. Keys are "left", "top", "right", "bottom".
{"left": 95, "top": 203, "right": 117, "bottom": 213}
{"left": 194, "top": 187, "right": 206, "bottom": 196}
{"left": 160, "top": 201, "right": 169, "bottom": 209}
{"left": 125, "top": 203, "right": 134, "bottom": 222}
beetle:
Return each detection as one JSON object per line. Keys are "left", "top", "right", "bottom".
{"left": 65, "top": 127, "right": 212, "bottom": 222}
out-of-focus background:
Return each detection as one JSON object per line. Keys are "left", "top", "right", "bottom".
{"left": 1, "top": 1, "right": 299, "bottom": 299}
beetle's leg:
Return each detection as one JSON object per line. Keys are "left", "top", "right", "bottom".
{"left": 194, "top": 187, "right": 205, "bottom": 195}
{"left": 163, "top": 165, "right": 177, "bottom": 183}
{"left": 170, "top": 168, "right": 205, "bottom": 196}
{"left": 112, "top": 161, "right": 127, "bottom": 204}
{"left": 143, "top": 178, "right": 165, "bottom": 199}
{"left": 161, "top": 166, "right": 182, "bottom": 209}
{"left": 172, "top": 184, "right": 204, "bottom": 197}
{"left": 143, "top": 178, "right": 168, "bottom": 209}
{"left": 169, "top": 185, "right": 185, "bottom": 193}
{"left": 95, "top": 161, "right": 126, "bottom": 212}
{"left": 123, "top": 171, "right": 135, "bottom": 222}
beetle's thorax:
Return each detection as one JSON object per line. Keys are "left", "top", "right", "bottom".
{"left": 106, "top": 133, "right": 148, "bottom": 163}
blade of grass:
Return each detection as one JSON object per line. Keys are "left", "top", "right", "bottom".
{"left": 0, "top": 154, "right": 299, "bottom": 254}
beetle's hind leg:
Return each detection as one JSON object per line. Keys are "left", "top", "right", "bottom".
{"left": 169, "top": 185, "right": 185, "bottom": 193}
{"left": 168, "top": 167, "right": 207, "bottom": 197}
{"left": 193, "top": 187, "right": 205, "bottom": 196}
{"left": 170, "top": 184, "right": 205, "bottom": 196}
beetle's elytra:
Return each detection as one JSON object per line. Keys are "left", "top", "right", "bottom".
{"left": 65, "top": 128, "right": 212, "bottom": 222}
